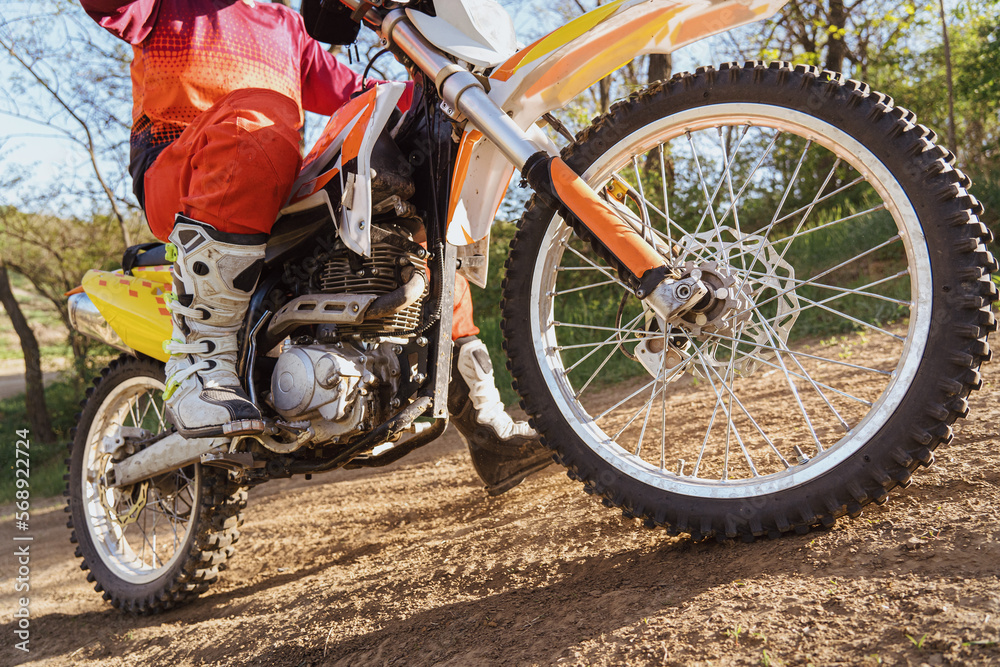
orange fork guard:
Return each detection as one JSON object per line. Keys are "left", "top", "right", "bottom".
{"left": 525, "top": 153, "right": 666, "bottom": 286}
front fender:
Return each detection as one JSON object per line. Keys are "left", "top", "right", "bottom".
{"left": 448, "top": 0, "right": 788, "bottom": 244}
{"left": 491, "top": 0, "right": 787, "bottom": 123}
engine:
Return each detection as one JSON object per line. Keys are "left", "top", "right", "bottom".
{"left": 316, "top": 229, "right": 426, "bottom": 336}
{"left": 262, "top": 222, "right": 427, "bottom": 448}
{"left": 270, "top": 340, "right": 400, "bottom": 441}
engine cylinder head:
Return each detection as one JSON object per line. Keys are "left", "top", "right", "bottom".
{"left": 318, "top": 231, "right": 427, "bottom": 336}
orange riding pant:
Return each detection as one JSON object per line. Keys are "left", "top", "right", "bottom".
{"left": 143, "top": 89, "right": 478, "bottom": 340}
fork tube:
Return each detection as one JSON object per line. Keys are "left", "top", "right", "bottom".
{"left": 383, "top": 10, "right": 671, "bottom": 297}
{"left": 383, "top": 12, "right": 536, "bottom": 166}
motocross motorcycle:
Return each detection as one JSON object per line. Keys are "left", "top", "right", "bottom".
{"left": 66, "top": 0, "right": 996, "bottom": 613}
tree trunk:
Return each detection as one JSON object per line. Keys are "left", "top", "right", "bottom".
{"left": 645, "top": 54, "right": 674, "bottom": 175}
{"left": 598, "top": 76, "right": 611, "bottom": 114}
{"left": 648, "top": 53, "right": 672, "bottom": 83}
{"left": 824, "top": 0, "right": 847, "bottom": 73}
{"left": 938, "top": 0, "right": 957, "bottom": 155}
{"left": 0, "top": 262, "right": 56, "bottom": 443}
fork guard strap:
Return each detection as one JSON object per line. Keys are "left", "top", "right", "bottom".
{"left": 523, "top": 152, "right": 667, "bottom": 287}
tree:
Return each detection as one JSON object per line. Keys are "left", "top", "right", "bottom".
{"left": 0, "top": 261, "right": 55, "bottom": 442}
{"left": 0, "top": 205, "right": 147, "bottom": 381}
{"left": 736, "top": 0, "right": 934, "bottom": 81}
{"left": 0, "top": 0, "right": 137, "bottom": 247}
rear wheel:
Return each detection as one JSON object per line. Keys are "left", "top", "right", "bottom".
{"left": 67, "top": 355, "right": 246, "bottom": 613}
{"left": 501, "top": 62, "right": 996, "bottom": 539}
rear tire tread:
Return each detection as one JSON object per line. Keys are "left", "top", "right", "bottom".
{"left": 66, "top": 355, "right": 246, "bottom": 614}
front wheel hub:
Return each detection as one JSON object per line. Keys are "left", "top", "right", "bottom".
{"left": 677, "top": 261, "right": 753, "bottom": 336}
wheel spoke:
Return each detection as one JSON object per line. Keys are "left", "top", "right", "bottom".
{"left": 635, "top": 376, "right": 663, "bottom": 458}
{"left": 554, "top": 337, "right": 647, "bottom": 351}
{"left": 553, "top": 320, "right": 645, "bottom": 334}
{"left": 657, "top": 142, "right": 673, "bottom": 251}
{"left": 786, "top": 293, "right": 906, "bottom": 341}
{"left": 575, "top": 326, "right": 634, "bottom": 399}
{"left": 631, "top": 156, "right": 657, "bottom": 245}
{"left": 687, "top": 130, "right": 723, "bottom": 243}
{"left": 758, "top": 317, "right": 850, "bottom": 435}
{"left": 595, "top": 374, "right": 663, "bottom": 422}
{"left": 711, "top": 128, "right": 783, "bottom": 240}
{"left": 700, "top": 330, "right": 893, "bottom": 376}
{"left": 689, "top": 338, "right": 759, "bottom": 478}
{"left": 717, "top": 125, "right": 748, "bottom": 240}
{"left": 729, "top": 347, "right": 875, "bottom": 406}
{"left": 745, "top": 268, "right": 911, "bottom": 308}
{"left": 758, "top": 320, "right": 824, "bottom": 452}
{"left": 549, "top": 278, "right": 620, "bottom": 297}
{"left": 558, "top": 311, "right": 646, "bottom": 375}
{"left": 561, "top": 242, "right": 631, "bottom": 290}
{"left": 683, "top": 329, "right": 791, "bottom": 470}
{"left": 734, "top": 139, "right": 812, "bottom": 295}
{"left": 746, "top": 234, "right": 902, "bottom": 315}
{"left": 659, "top": 331, "right": 668, "bottom": 471}
{"left": 768, "top": 202, "right": 888, "bottom": 255}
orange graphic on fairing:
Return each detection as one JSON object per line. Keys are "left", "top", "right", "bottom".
{"left": 291, "top": 88, "right": 379, "bottom": 203}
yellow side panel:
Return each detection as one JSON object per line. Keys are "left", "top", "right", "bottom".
{"left": 82, "top": 269, "right": 172, "bottom": 362}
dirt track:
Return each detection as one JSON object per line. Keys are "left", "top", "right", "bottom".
{"left": 2, "top": 355, "right": 999, "bottom": 667}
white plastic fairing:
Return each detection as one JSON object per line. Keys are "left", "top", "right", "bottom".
{"left": 341, "top": 83, "right": 406, "bottom": 257}
{"left": 446, "top": 121, "right": 559, "bottom": 247}
{"left": 406, "top": 0, "right": 517, "bottom": 68}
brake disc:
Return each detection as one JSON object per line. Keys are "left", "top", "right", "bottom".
{"left": 635, "top": 226, "right": 799, "bottom": 379}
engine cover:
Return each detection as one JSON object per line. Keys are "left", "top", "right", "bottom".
{"left": 269, "top": 342, "right": 400, "bottom": 437}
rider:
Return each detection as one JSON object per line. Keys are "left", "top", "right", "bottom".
{"left": 80, "top": 0, "right": 551, "bottom": 494}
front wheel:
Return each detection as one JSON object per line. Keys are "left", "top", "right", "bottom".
{"left": 502, "top": 62, "right": 996, "bottom": 540}
{"left": 67, "top": 355, "right": 247, "bottom": 613}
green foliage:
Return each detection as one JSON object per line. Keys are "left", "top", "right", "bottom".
{"left": 745, "top": 0, "right": 934, "bottom": 77}
{"left": 0, "top": 376, "right": 88, "bottom": 503}
{"left": 470, "top": 221, "right": 523, "bottom": 406}
{"left": 0, "top": 206, "right": 150, "bottom": 381}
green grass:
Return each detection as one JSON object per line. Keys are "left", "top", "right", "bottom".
{"left": 0, "top": 376, "right": 86, "bottom": 504}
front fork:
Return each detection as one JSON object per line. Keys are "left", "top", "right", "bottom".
{"left": 377, "top": 9, "right": 703, "bottom": 324}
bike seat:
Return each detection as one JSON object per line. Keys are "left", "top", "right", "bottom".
{"left": 122, "top": 243, "right": 169, "bottom": 274}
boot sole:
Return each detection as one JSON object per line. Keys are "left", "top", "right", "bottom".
{"left": 485, "top": 455, "right": 554, "bottom": 496}
{"left": 174, "top": 419, "right": 265, "bottom": 439}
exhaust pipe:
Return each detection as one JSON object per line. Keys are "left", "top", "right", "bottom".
{"left": 68, "top": 292, "right": 130, "bottom": 353}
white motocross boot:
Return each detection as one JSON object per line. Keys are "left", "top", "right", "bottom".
{"left": 448, "top": 336, "right": 552, "bottom": 495}
{"left": 162, "top": 216, "right": 267, "bottom": 438}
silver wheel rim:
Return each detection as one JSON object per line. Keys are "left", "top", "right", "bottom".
{"left": 529, "top": 103, "right": 931, "bottom": 499}
{"left": 81, "top": 374, "right": 198, "bottom": 583}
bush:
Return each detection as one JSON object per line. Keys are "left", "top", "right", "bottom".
{"left": 0, "top": 375, "right": 88, "bottom": 503}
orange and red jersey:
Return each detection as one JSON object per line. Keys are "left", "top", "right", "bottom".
{"left": 80, "top": 0, "right": 385, "bottom": 199}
